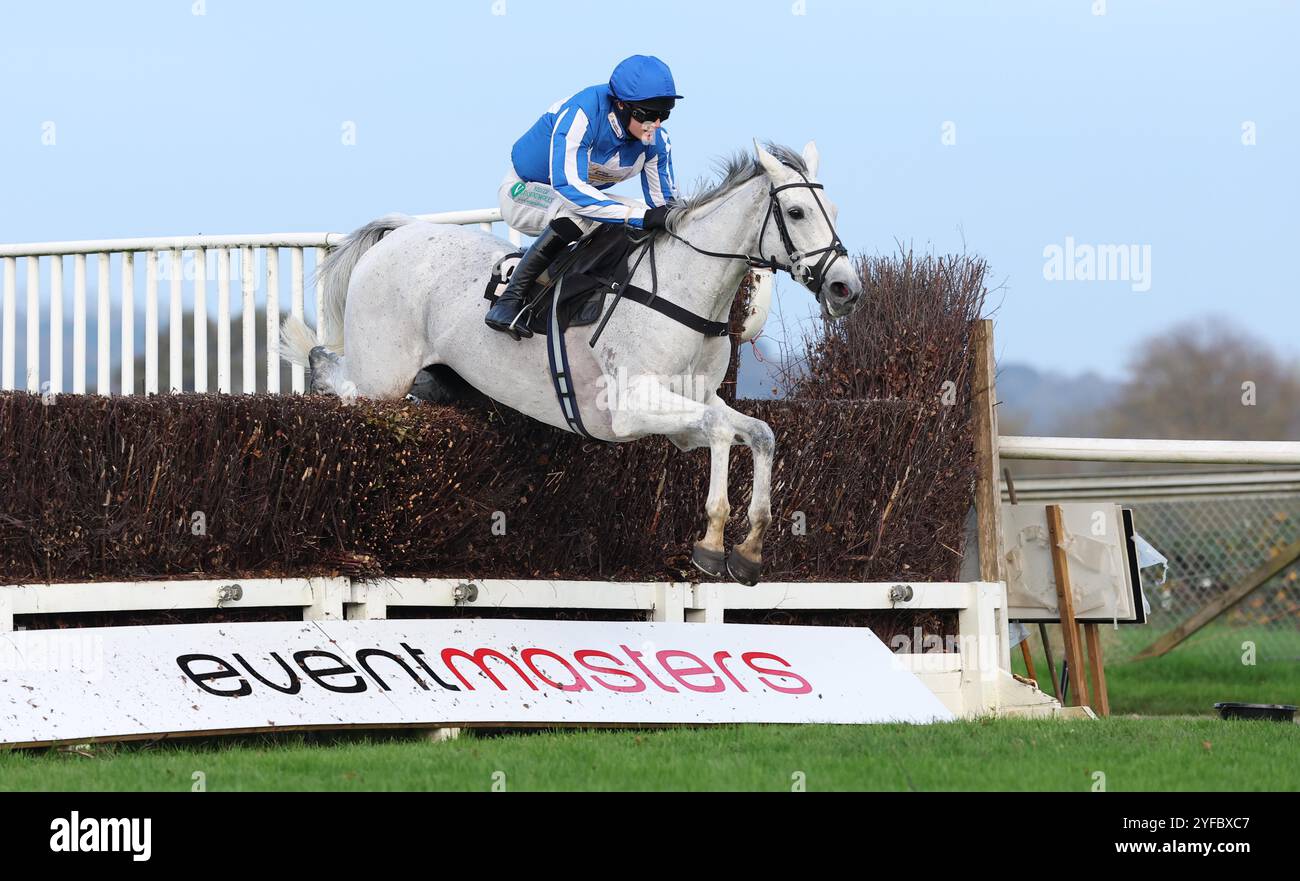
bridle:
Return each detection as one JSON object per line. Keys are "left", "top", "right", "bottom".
{"left": 660, "top": 163, "right": 849, "bottom": 296}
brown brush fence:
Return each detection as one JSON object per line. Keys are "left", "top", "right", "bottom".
{"left": 0, "top": 248, "right": 989, "bottom": 635}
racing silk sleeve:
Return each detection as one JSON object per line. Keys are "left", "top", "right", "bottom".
{"left": 550, "top": 105, "right": 645, "bottom": 226}
{"left": 641, "top": 127, "right": 678, "bottom": 209}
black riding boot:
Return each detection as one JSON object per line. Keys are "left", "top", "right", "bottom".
{"left": 485, "top": 219, "right": 582, "bottom": 339}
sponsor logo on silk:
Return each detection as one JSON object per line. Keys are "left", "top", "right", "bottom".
{"left": 510, "top": 181, "right": 526, "bottom": 198}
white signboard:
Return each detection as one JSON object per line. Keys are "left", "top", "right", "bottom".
{"left": 0, "top": 619, "right": 951, "bottom": 746}
{"left": 1003, "top": 502, "right": 1142, "bottom": 623}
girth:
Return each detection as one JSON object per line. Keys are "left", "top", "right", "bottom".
{"left": 483, "top": 225, "right": 730, "bottom": 439}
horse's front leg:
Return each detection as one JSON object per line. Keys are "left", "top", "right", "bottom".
{"left": 606, "top": 377, "right": 735, "bottom": 578}
{"left": 703, "top": 393, "right": 775, "bottom": 586}
{"left": 606, "top": 378, "right": 774, "bottom": 585}
{"left": 684, "top": 420, "right": 734, "bottom": 579}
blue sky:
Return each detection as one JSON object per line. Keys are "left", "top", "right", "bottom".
{"left": 2, "top": 0, "right": 1296, "bottom": 379}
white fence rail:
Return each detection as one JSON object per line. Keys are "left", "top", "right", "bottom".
{"left": 999, "top": 435, "right": 1300, "bottom": 466}
{"left": 0, "top": 209, "right": 519, "bottom": 397}
{"left": 1002, "top": 468, "right": 1300, "bottom": 501}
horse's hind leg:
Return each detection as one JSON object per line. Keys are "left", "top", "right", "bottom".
{"left": 350, "top": 357, "right": 424, "bottom": 401}
{"left": 308, "top": 346, "right": 351, "bottom": 398}
{"left": 340, "top": 293, "right": 430, "bottom": 402}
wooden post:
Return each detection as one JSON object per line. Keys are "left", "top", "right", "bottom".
{"left": 1046, "top": 504, "right": 1089, "bottom": 708}
{"left": 1084, "top": 623, "right": 1110, "bottom": 716}
{"left": 1020, "top": 640, "right": 1037, "bottom": 682}
{"left": 970, "top": 320, "right": 1005, "bottom": 586}
{"left": 1039, "top": 625, "right": 1061, "bottom": 699}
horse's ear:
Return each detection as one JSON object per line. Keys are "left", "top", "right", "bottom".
{"left": 802, "top": 140, "right": 820, "bottom": 178}
{"left": 753, "top": 138, "right": 785, "bottom": 178}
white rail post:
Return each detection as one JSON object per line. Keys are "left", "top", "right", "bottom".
{"left": 956, "top": 581, "right": 1005, "bottom": 717}
{"left": 169, "top": 248, "right": 183, "bottom": 392}
{"left": 120, "top": 252, "right": 135, "bottom": 395}
{"left": 685, "top": 583, "right": 726, "bottom": 623}
{"left": 49, "top": 255, "right": 63, "bottom": 394}
{"left": 290, "top": 247, "right": 305, "bottom": 393}
{"left": 97, "top": 254, "right": 110, "bottom": 394}
{"left": 73, "top": 253, "right": 86, "bottom": 393}
{"left": 346, "top": 581, "right": 387, "bottom": 620}
{"left": 1, "top": 255, "right": 13, "bottom": 390}
{"left": 241, "top": 245, "right": 256, "bottom": 393}
{"left": 265, "top": 247, "right": 280, "bottom": 394}
{"left": 216, "top": 247, "right": 231, "bottom": 393}
{"left": 193, "top": 247, "right": 207, "bottom": 393}
{"left": 304, "top": 577, "right": 347, "bottom": 621}
{"left": 652, "top": 583, "right": 687, "bottom": 622}
{"left": 145, "top": 250, "right": 159, "bottom": 394}
{"left": 25, "top": 257, "right": 39, "bottom": 392}
{"left": 314, "top": 247, "right": 328, "bottom": 345}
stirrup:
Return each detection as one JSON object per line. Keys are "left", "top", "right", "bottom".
{"left": 502, "top": 311, "right": 532, "bottom": 340}
{"left": 508, "top": 305, "right": 534, "bottom": 339}
{"left": 486, "top": 296, "right": 534, "bottom": 340}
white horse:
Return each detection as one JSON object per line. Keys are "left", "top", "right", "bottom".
{"left": 280, "top": 140, "right": 863, "bottom": 585}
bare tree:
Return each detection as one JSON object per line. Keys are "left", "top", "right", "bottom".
{"left": 1094, "top": 314, "right": 1300, "bottom": 442}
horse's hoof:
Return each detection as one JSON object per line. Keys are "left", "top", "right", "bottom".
{"left": 691, "top": 543, "right": 726, "bottom": 578}
{"left": 726, "top": 548, "right": 762, "bottom": 587}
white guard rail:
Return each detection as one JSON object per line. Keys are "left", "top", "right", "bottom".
{"left": 0, "top": 209, "right": 518, "bottom": 396}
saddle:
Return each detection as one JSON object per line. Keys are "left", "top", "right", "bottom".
{"left": 480, "top": 222, "right": 729, "bottom": 440}
{"left": 482, "top": 223, "right": 639, "bottom": 336}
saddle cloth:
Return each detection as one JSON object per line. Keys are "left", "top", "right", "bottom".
{"left": 482, "top": 223, "right": 640, "bottom": 336}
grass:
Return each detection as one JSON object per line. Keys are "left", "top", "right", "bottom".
{"left": 1, "top": 717, "right": 1297, "bottom": 792}
{"left": 1010, "top": 625, "right": 1300, "bottom": 716}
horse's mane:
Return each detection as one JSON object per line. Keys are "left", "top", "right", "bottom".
{"left": 660, "top": 142, "right": 807, "bottom": 238}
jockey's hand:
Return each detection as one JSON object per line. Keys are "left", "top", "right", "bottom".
{"left": 641, "top": 205, "right": 670, "bottom": 231}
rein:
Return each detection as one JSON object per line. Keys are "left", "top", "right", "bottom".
{"left": 586, "top": 165, "right": 849, "bottom": 348}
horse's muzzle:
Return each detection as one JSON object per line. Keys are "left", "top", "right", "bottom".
{"left": 822, "top": 276, "right": 863, "bottom": 319}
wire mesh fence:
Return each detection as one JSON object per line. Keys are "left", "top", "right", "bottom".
{"left": 1123, "top": 491, "right": 1300, "bottom": 661}
{"left": 1006, "top": 471, "right": 1300, "bottom": 663}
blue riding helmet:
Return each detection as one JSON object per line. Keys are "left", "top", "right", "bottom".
{"left": 608, "top": 55, "right": 684, "bottom": 104}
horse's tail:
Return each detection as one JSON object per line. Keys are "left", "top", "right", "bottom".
{"left": 274, "top": 315, "right": 350, "bottom": 397}
{"left": 277, "top": 315, "right": 320, "bottom": 368}
{"left": 318, "top": 213, "right": 414, "bottom": 353}
{"left": 278, "top": 213, "right": 412, "bottom": 396}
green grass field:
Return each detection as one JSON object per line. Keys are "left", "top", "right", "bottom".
{"left": 4, "top": 624, "right": 1295, "bottom": 792}
{"left": 2, "top": 717, "right": 1296, "bottom": 791}
{"left": 1010, "top": 625, "right": 1300, "bottom": 716}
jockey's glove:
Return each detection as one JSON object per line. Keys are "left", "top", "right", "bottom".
{"left": 641, "top": 205, "right": 670, "bottom": 231}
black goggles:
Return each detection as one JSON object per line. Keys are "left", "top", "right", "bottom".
{"left": 628, "top": 103, "right": 670, "bottom": 123}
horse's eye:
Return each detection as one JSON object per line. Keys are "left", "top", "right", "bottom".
{"left": 787, "top": 207, "right": 805, "bottom": 220}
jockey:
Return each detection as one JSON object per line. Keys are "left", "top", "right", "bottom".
{"left": 485, "top": 54, "right": 683, "bottom": 339}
